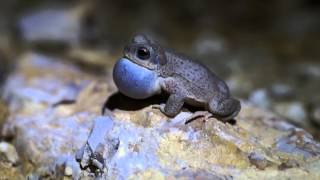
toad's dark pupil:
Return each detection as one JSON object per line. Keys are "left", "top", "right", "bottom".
{"left": 137, "top": 47, "right": 150, "bottom": 60}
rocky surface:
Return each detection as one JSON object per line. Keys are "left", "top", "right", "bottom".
{"left": 0, "top": 160, "right": 24, "bottom": 180}
{"left": 1, "top": 52, "right": 112, "bottom": 179}
{"left": 0, "top": 140, "right": 23, "bottom": 179}
{"left": 0, "top": 0, "right": 318, "bottom": 179}
{"left": 1, "top": 52, "right": 320, "bottom": 179}
{"left": 6, "top": 0, "right": 319, "bottom": 139}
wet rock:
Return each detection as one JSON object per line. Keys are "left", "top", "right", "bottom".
{"left": 0, "top": 142, "right": 19, "bottom": 165}
{"left": 273, "top": 102, "right": 307, "bottom": 126}
{"left": 2, "top": 52, "right": 320, "bottom": 179}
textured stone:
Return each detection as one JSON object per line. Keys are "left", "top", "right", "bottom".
{"left": 0, "top": 161, "right": 24, "bottom": 180}
{"left": 2, "top": 52, "right": 320, "bottom": 179}
{"left": 76, "top": 116, "right": 119, "bottom": 174}
{"left": 2, "top": 52, "right": 112, "bottom": 178}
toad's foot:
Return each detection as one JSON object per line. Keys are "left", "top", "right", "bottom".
{"left": 218, "top": 110, "right": 240, "bottom": 122}
{"left": 152, "top": 104, "right": 166, "bottom": 112}
{"left": 152, "top": 93, "right": 184, "bottom": 117}
{"left": 102, "top": 107, "right": 115, "bottom": 118}
{"left": 185, "top": 111, "right": 213, "bottom": 124}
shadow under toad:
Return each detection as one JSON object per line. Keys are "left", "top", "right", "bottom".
{"left": 103, "top": 91, "right": 236, "bottom": 125}
{"left": 103, "top": 92, "right": 167, "bottom": 112}
{"left": 102, "top": 91, "right": 205, "bottom": 113}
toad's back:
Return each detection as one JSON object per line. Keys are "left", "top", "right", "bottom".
{"left": 160, "top": 49, "right": 230, "bottom": 101}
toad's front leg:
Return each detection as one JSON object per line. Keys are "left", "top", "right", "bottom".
{"left": 161, "top": 94, "right": 185, "bottom": 117}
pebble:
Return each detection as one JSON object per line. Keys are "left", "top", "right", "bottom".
{"left": 0, "top": 142, "right": 19, "bottom": 165}
{"left": 64, "top": 166, "right": 73, "bottom": 176}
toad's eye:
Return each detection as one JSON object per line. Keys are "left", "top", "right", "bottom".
{"left": 137, "top": 47, "right": 150, "bottom": 60}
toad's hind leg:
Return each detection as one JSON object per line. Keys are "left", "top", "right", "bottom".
{"left": 208, "top": 96, "right": 241, "bottom": 121}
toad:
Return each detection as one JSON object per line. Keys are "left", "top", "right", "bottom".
{"left": 113, "top": 34, "right": 241, "bottom": 121}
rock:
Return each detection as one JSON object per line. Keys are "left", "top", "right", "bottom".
{"left": 2, "top": 52, "right": 320, "bottom": 179}
{"left": 275, "top": 129, "right": 320, "bottom": 159}
{"left": 0, "top": 141, "right": 24, "bottom": 179}
{"left": 248, "top": 152, "right": 270, "bottom": 170}
{"left": 2, "top": 53, "right": 95, "bottom": 110}
{"left": 18, "top": 4, "right": 88, "bottom": 46}
{"left": 64, "top": 165, "right": 73, "bottom": 177}
{"left": 273, "top": 102, "right": 307, "bottom": 126}
{"left": 76, "top": 116, "right": 119, "bottom": 174}
{"left": 248, "top": 89, "right": 271, "bottom": 109}
{"left": 1, "top": 52, "right": 112, "bottom": 178}
{"left": 0, "top": 142, "right": 19, "bottom": 165}
{"left": 0, "top": 161, "right": 24, "bottom": 179}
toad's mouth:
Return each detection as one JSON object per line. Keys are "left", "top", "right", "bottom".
{"left": 113, "top": 58, "right": 161, "bottom": 99}
{"left": 123, "top": 55, "right": 156, "bottom": 71}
